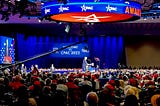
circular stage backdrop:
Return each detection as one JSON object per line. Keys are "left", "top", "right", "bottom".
{"left": 41, "top": 0, "right": 141, "bottom": 22}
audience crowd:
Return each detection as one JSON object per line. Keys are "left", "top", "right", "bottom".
{"left": 0, "top": 64, "right": 160, "bottom": 106}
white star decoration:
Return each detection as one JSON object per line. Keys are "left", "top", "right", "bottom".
{"left": 81, "top": 4, "right": 87, "bottom": 12}
{"left": 59, "top": 5, "right": 63, "bottom": 12}
{"left": 81, "top": 4, "right": 93, "bottom": 12}
{"left": 45, "top": 8, "right": 50, "bottom": 14}
{"left": 71, "top": 14, "right": 111, "bottom": 22}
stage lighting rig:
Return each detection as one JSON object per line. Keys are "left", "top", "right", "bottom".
{"left": 0, "top": 1, "right": 12, "bottom": 21}
{"left": 16, "top": 0, "right": 28, "bottom": 18}
{"left": 0, "top": 0, "right": 41, "bottom": 21}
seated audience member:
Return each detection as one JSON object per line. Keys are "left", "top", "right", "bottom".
{"left": 114, "top": 79, "right": 124, "bottom": 105}
{"left": 151, "top": 94, "right": 160, "bottom": 106}
{"left": 28, "top": 79, "right": 42, "bottom": 105}
{"left": 55, "top": 78, "right": 68, "bottom": 106}
{"left": 84, "top": 92, "right": 99, "bottom": 106}
{"left": 139, "top": 80, "right": 156, "bottom": 105}
{"left": 9, "top": 75, "right": 24, "bottom": 91}
{"left": 66, "top": 76, "right": 81, "bottom": 106}
{"left": 11, "top": 85, "right": 37, "bottom": 106}
{"left": 39, "top": 86, "right": 53, "bottom": 106}
{"left": 124, "top": 85, "right": 141, "bottom": 100}
{"left": 56, "top": 78, "right": 68, "bottom": 93}
{"left": 124, "top": 95, "right": 139, "bottom": 106}
{"left": 122, "top": 75, "right": 129, "bottom": 87}
{"left": 79, "top": 76, "right": 93, "bottom": 101}
{"left": 99, "top": 82, "right": 116, "bottom": 106}
{"left": 92, "top": 74, "right": 101, "bottom": 92}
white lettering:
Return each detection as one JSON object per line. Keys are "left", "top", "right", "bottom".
{"left": 61, "top": 51, "right": 70, "bottom": 55}
{"left": 60, "top": 51, "right": 80, "bottom": 55}
{"left": 59, "top": 5, "right": 69, "bottom": 12}
{"left": 71, "top": 51, "right": 80, "bottom": 55}
{"left": 81, "top": 4, "right": 93, "bottom": 12}
{"left": 106, "top": 5, "right": 117, "bottom": 12}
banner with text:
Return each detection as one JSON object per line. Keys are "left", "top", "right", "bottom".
{"left": 52, "top": 43, "right": 90, "bottom": 58}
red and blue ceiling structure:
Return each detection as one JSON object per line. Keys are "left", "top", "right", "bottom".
{"left": 41, "top": 0, "right": 141, "bottom": 22}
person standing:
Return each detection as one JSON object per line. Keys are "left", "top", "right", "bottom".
{"left": 94, "top": 57, "right": 100, "bottom": 71}
{"left": 50, "top": 64, "right": 55, "bottom": 74}
{"left": 82, "top": 57, "right": 88, "bottom": 72}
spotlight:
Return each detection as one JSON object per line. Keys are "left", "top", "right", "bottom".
{"left": 65, "top": 25, "right": 70, "bottom": 33}
{"left": 59, "top": 22, "right": 62, "bottom": 24}
{"left": 87, "top": 22, "right": 94, "bottom": 26}
{"left": 91, "top": 23, "right": 94, "bottom": 25}
{"left": 38, "top": 17, "right": 44, "bottom": 22}
{"left": 56, "top": 21, "right": 62, "bottom": 24}
{"left": 143, "top": 18, "right": 147, "bottom": 20}
{"left": 38, "top": 19, "right": 42, "bottom": 22}
{"left": 65, "top": 23, "right": 72, "bottom": 33}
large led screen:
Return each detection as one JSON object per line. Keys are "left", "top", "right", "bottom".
{"left": 0, "top": 36, "right": 15, "bottom": 64}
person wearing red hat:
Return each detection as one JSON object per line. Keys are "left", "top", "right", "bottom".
{"left": 99, "top": 82, "right": 116, "bottom": 106}
{"left": 129, "top": 78, "right": 138, "bottom": 87}
{"left": 9, "top": 75, "right": 24, "bottom": 91}
{"left": 66, "top": 76, "right": 81, "bottom": 106}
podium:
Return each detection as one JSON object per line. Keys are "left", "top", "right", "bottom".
{"left": 87, "top": 63, "right": 95, "bottom": 72}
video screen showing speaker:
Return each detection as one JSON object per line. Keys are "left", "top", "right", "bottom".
{"left": 0, "top": 36, "right": 15, "bottom": 64}
{"left": 52, "top": 43, "right": 89, "bottom": 58}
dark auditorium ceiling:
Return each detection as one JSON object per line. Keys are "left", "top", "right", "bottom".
{"left": 0, "top": 22, "right": 160, "bottom": 36}
{"left": 0, "top": 0, "right": 160, "bottom": 36}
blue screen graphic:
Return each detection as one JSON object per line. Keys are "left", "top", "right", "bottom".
{"left": 52, "top": 43, "right": 89, "bottom": 58}
{"left": 0, "top": 36, "right": 15, "bottom": 64}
